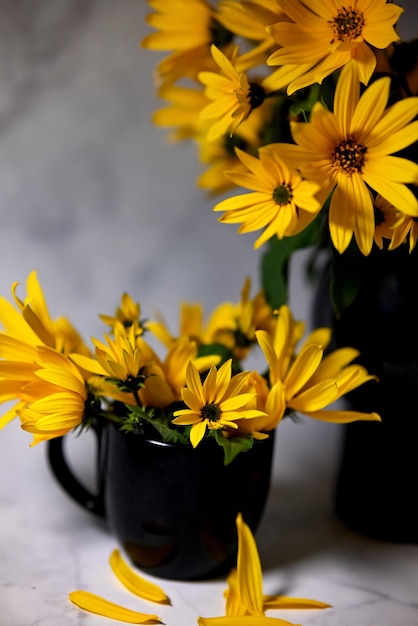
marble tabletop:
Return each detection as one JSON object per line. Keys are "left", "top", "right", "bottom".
{"left": 1, "top": 2, "right": 417, "bottom": 625}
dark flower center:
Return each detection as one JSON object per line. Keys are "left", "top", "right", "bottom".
{"left": 330, "top": 7, "right": 365, "bottom": 42}
{"left": 332, "top": 136, "right": 367, "bottom": 174}
{"left": 201, "top": 402, "right": 222, "bottom": 422}
{"left": 273, "top": 183, "right": 293, "bottom": 205}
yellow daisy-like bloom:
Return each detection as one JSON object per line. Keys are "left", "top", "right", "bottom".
{"left": 0, "top": 335, "right": 40, "bottom": 430}
{"left": 204, "top": 276, "right": 277, "bottom": 361}
{"left": 266, "top": 0, "right": 404, "bottom": 95}
{"left": 0, "top": 270, "right": 89, "bottom": 356}
{"left": 99, "top": 292, "right": 146, "bottom": 338}
{"left": 141, "top": 0, "right": 233, "bottom": 85}
{"left": 276, "top": 61, "right": 418, "bottom": 255}
{"left": 373, "top": 194, "right": 401, "bottom": 250}
{"left": 214, "top": 146, "right": 322, "bottom": 248}
{"left": 18, "top": 347, "right": 89, "bottom": 446}
{"left": 255, "top": 305, "right": 381, "bottom": 426}
{"left": 172, "top": 359, "right": 267, "bottom": 448}
{"left": 389, "top": 210, "right": 418, "bottom": 252}
{"left": 199, "top": 45, "right": 268, "bottom": 141}
{"left": 148, "top": 277, "right": 277, "bottom": 363}
{"left": 152, "top": 84, "right": 210, "bottom": 142}
{"left": 70, "top": 324, "right": 172, "bottom": 407}
{"left": 146, "top": 302, "right": 204, "bottom": 348}
{"left": 158, "top": 336, "right": 220, "bottom": 401}
{"left": 216, "top": 0, "right": 284, "bottom": 72}
{"left": 198, "top": 102, "right": 271, "bottom": 195}
{"left": 71, "top": 323, "right": 219, "bottom": 409}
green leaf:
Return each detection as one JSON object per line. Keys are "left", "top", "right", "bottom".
{"left": 146, "top": 418, "right": 189, "bottom": 445}
{"left": 214, "top": 432, "right": 254, "bottom": 465}
{"left": 123, "top": 405, "right": 189, "bottom": 444}
{"left": 261, "top": 217, "right": 322, "bottom": 310}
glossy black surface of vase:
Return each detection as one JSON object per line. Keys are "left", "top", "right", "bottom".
{"left": 103, "top": 425, "right": 275, "bottom": 580}
{"left": 313, "top": 245, "right": 418, "bottom": 544}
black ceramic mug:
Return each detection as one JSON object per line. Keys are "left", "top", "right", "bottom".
{"left": 47, "top": 423, "right": 275, "bottom": 580}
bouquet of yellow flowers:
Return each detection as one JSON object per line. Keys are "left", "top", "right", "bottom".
{"left": 141, "top": 0, "right": 418, "bottom": 316}
{"left": 0, "top": 270, "right": 379, "bottom": 465}
{"left": 139, "top": 0, "right": 418, "bottom": 546}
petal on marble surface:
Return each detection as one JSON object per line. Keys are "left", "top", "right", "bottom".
{"left": 263, "top": 595, "right": 331, "bottom": 610}
{"left": 109, "top": 548, "right": 170, "bottom": 604}
{"left": 198, "top": 616, "right": 301, "bottom": 625}
{"left": 68, "top": 590, "right": 162, "bottom": 623}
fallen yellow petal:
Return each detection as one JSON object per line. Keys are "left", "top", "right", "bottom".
{"left": 236, "top": 513, "right": 264, "bottom": 616}
{"left": 109, "top": 549, "right": 170, "bottom": 604}
{"left": 263, "top": 595, "right": 331, "bottom": 610}
{"left": 198, "top": 617, "right": 301, "bottom": 626}
{"left": 68, "top": 590, "right": 162, "bottom": 623}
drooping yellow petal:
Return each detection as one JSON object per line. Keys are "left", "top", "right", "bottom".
{"left": 305, "top": 409, "right": 381, "bottom": 423}
{"left": 109, "top": 549, "right": 170, "bottom": 605}
{"left": 68, "top": 590, "right": 162, "bottom": 623}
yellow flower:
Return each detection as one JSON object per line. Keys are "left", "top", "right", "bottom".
{"left": 198, "top": 103, "right": 271, "bottom": 195}
{"left": 0, "top": 270, "right": 89, "bottom": 356}
{"left": 213, "top": 147, "right": 321, "bottom": 249}
{"left": 99, "top": 292, "right": 146, "bottom": 338}
{"left": 71, "top": 324, "right": 171, "bottom": 406}
{"left": 373, "top": 194, "right": 401, "bottom": 250}
{"left": 172, "top": 359, "right": 266, "bottom": 447}
{"left": 275, "top": 61, "right": 418, "bottom": 255}
{"left": 159, "top": 336, "right": 220, "bottom": 400}
{"left": 389, "top": 209, "right": 418, "bottom": 252}
{"left": 151, "top": 83, "right": 210, "bottom": 142}
{"left": 199, "top": 45, "right": 267, "bottom": 141}
{"left": 266, "top": 0, "right": 404, "bottom": 94}
{"left": 18, "top": 347, "right": 90, "bottom": 446}
{"left": 256, "top": 305, "right": 382, "bottom": 425}
{"left": 147, "top": 301, "right": 205, "bottom": 348}
{"left": 0, "top": 335, "right": 41, "bottom": 428}
{"left": 204, "top": 276, "right": 277, "bottom": 361}
{"left": 141, "top": 0, "right": 233, "bottom": 85}
{"left": 149, "top": 277, "right": 276, "bottom": 363}
{"left": 216, "top": 0, "right": 284, "bottom": 71}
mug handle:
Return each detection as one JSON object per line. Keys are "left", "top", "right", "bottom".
{"left": 47, "top": 421, "right": 105, "bottom": 517}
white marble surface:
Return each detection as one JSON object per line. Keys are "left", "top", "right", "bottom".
{"left": 0, "top": 2, "right": 417, "bottom": 625}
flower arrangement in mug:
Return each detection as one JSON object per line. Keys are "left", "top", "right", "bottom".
{"left": 0, "top": 270, "right": 380, "bottom": 465}
{"left": 141, "top": 0, "right": 418, "bottom": 317}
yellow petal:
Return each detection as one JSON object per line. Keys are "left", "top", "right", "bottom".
{"left": 198, "top": 617, "right": 301, "bottom": 625}
{"left": 68, "top": 590, "right": 162, "bottom": 623}
{"left": 225, "top": 569, "right": 247, "bottom": 617}
{"left": 109, "top": 549, "right": 170, "bottom": 604}
{"left": 304, "top": 409, "right": 381, "bottom": 423}
{"left": 236, "top": 513, "right": 264, "bottom": 616}
{"left": 263, "top": 595, "right": 331, "bottom": 610}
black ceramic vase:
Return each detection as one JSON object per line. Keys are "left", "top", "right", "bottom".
{"left": 313, "top": 244, "right": 418, "bottom": 544}
{"left": 48, "top": 423, "right": 275, "bottom": 580}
